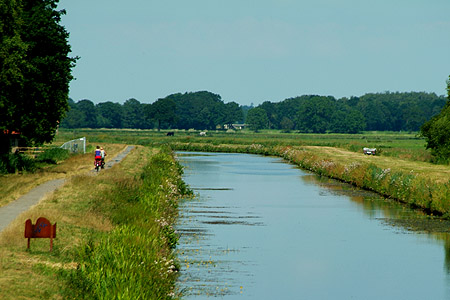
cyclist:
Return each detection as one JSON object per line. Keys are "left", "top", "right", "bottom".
{"left": 100, "top": 147, "right": 107, "bottom": 168}
{"left": 94, "top": 146, "right": 102, "bottom": 168}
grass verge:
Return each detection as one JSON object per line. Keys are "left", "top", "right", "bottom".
{"left": 0, "top": 145, "right": 191, "bottom": 299}
{"left": 0, "top": 144, "right": 125, "bottom": 208}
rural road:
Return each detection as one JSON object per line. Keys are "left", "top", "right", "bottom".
{"left": 0, "top": 146, "right": 135, "bottom": 233}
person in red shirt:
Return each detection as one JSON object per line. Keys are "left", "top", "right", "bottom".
{"left": 94, "top": 146, "right": 102, "bottom": 169}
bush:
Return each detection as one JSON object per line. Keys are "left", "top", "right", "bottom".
{"left": 36, "top": 147, "right": 70, "bottom": 164}
{"left": 0, "top": 153, "right": 36, "bottom": 174}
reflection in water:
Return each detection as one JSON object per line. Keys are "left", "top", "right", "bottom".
{"left": 304, "top": 174, "right": 450, "bottom": 273}
{"left": 176, "top": 152, "right": 450, "bottom": 299}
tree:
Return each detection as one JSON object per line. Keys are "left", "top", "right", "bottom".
{"left": 0, "top": 0, "right": 29, "bottom": 138}
{"left": 276, "top": 96, "right": 309, "bottom": 128}
{"left": 76, "top": 99, "right": 97, "bottom": 128}
{"left": 59, "top": 99, "right": 82, "bottom": 129}
{"left": 173, "top": 91, "right": 225, "bottom": 130}
{"left": 421, "top": 75, "right": 450, "bottom": 161}
{"left": 0, "top": 0, "right": 76, "bottom": 149}
{"left": 327, "top": 100, "right": 365, "bottom": 133}
{"left": 296, "top": 96, "right": 335, "bottom": 133}
{"left": 146, "top": 97, "right": 177, "bottom": 130}
{"left": 246, "top": 107, "right": 269, "bottom": 132}
{"left": 97, "top": 101, "right": 123, "bottom": 128}
{"left": 222, "top": 101, "right": 244, "bottom": 127}
{"left": 259, "top": 101, "right": 279, "bottom": 129}
{"left": 280, "top": 117, "right": 294, "bottom": 132}
{"left": 330, "top": 106, "right": 365, "bottom": 133}
{"left": 122, "top": 98, "right": 148, "bottom": 129}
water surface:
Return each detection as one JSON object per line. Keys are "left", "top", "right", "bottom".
{"left": 176, "top": 152, "right": 450, "bottom": 299}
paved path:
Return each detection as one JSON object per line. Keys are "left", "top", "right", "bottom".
{"left": 0, "top": 146, "right": 135, "bottom": 233}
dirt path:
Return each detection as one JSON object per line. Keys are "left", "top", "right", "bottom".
{"left": 0, "top": 146, "right": 135, "bottom": 233}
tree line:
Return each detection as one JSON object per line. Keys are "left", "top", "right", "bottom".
{"left": 61, "top": 91, "right": 446, "bottom": 133}
{"left": 248, "top": 92, "right": 446, "bottom": 133}
{"left": 61, "top": 91, "right": 244, "bottom": 130}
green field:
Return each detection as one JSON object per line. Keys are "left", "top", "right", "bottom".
{"left": 2, "top": 129, "right": 449, "bottom": 299}
{"left": 55, "top": 129, "right": 430, "bottom": 162}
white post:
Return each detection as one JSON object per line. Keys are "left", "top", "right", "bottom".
{"left": 81, "top": 137, "right": 86, "bottom": 153}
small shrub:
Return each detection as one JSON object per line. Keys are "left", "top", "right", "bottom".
{"left": 36, "top": 148, "right": 70, "bottom": 164}
{"left": 0, "top": 153, "right": 36, "bottom": 174}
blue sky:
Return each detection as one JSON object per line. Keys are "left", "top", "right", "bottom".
{"left": 58, "top": 0, "right": 450, "bottom": 106}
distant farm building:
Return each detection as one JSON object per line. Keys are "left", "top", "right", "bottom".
{"left": 224, "top": 123, "right": 247, "bottom": 130}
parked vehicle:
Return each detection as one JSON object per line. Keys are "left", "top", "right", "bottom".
{"left": 363, "top": 147, "right": 377, "bottom": 155}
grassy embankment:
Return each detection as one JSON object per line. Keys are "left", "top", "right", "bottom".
{"left": 0, "top": 144, "right": 191, "bottom": 299}
{"left": 171, "top": 142, "right": 450, "bottom": 217}
{"left": 57, "top": 128, "right": 450, "bottom": 216}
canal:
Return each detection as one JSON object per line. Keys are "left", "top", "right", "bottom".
{"left": 175, "top": 152, "right": 450, "bottom": 299}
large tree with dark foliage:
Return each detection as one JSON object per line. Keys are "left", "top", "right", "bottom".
{"left": 122, "top": 98, "right": 150, "bottom": 129}
{"left": 222, "top": 101, "right": 244, "bottom": 126}
{"left": 421, "top": 76, "right": 450, "bottom": 161}
{"left": 172, "top": 91, "right": 224, "bottom": 130}
{"left": 97, "top": 101, "right": 123, "bottom": 129}
{"left": 296, "top": 96, "right": 335, "bottom": 133}
{"left": 246, "top": 107, "right": 269, "bottom": 132}
{"left": 0, "top": 0, "right": 76, "bottom": 151}
{"left": 330, "top": 101, "right": 366, "bottom": 134}
{"left": 146, "top": 97, "right": 177, "bottom": 130}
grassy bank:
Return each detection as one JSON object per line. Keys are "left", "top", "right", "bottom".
{"left": 0, "top": 144, "right": 126, "bottom": 208}
{"left": 170, "top": 142, "right": 450, "bottom": 218}
{"left": 56, "top": 129, "right": 450, "bottom": 216}
{"left": 0, "top": 146, "right": 191, "bottom": 299}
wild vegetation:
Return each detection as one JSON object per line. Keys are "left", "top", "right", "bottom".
{"left": 0, "top": 145, "right": 191, "bottom": 299}
{"left": 0, "top": 147, "right": 70, "bottom": 174}
{"left": 66, "top": 148, "right": 191, "bottom": 299}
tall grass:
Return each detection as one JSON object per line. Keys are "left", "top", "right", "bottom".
{"left": 64, "top": 148, "right": 192, "bottom": 299}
